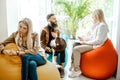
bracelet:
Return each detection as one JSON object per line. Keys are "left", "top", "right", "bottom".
{"left": 16, "top": 51, "right": 19, "bottom": 55}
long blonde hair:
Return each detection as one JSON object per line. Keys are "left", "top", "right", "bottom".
{"left": 19, "top": 18, "right": 33, "bottom": 49}
{"left": 93, "top": 9, "right": 107, "bottom": 24}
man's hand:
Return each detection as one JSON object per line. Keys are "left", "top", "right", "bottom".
{"left": 51, "top": 32, "right": 58, "bottom": 38}
{"left": 45, "top": 47, "right": 52, "bottom": 52}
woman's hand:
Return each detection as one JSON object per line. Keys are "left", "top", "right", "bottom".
{"left": 3, "top": 50, "right": 11, "bottom": 56}
{"left": 3, "top": 49, "right": 25, "bottom": 56}
{"left": 80, "top": 41, "right": 86, "bottom": 45}
{"left": 10, "top": 49, "right": 17, "bottom": 56}
{"left": 78, "top": 36, "right": 84, "bottom": 41}
{"left": 19, "top": 51, "right": 25, "bottom": 56}
{"left": 3, "top": 49, "right": 16, "bottom": 56}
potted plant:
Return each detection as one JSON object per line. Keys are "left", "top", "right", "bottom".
{"left": 54, "top": 0, "right": 91, "bottom": 39}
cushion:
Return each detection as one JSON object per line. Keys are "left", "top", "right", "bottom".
{"left": 80, "top": 39, "right": 118, "bottom": 79}
{"left": 0, "top": 43, "right": 60, "bottom": 80}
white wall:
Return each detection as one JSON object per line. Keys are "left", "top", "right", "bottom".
{"left": 0, "top": 0, "right": 8, "bottom": 42}
{"left": 17, "top": 0, "right": 52, "bottom": 35}
{"left": 0, "top": 0, "right": 52, "bottom": 42}
{"left": 6, "top": 0, "right": 18, "bottom": 36}
{"left": 0, "top": 0, "right": 18, "bottom": 42}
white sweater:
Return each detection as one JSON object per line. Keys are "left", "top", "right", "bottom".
{"left": 85, "top": 22, "right": 109, "bottom": 48}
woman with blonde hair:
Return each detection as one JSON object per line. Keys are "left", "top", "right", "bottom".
{"left": 69, "top": 9, "right": 109, "bottom": 78}
{"left": 0, "top": 18, "right": 46, "bottom": 80}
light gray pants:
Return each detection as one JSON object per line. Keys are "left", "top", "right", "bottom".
{"left": 72, "top": 44, "right": 93, "bottom": 71}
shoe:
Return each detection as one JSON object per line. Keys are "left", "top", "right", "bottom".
{"left": 52, "top": 61, "right": 62, "bottom": 68}
{"left": 60, "top": 68, "right": 65, "bottom": 78}
{"left": 56, "top": 64, "right": 62, "bottom": 68}
{"left": 69, "top": 63, "right": 74, "bottom": 71}
{"left": 69, "top": 66, "right": 74, "bottom": 71}
{"left": 68, "top": 70, "right": 81, "bottom": 78}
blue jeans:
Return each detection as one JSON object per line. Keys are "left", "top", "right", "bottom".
{"left": 21, "top": 53, "right": 46, "bottom": 80}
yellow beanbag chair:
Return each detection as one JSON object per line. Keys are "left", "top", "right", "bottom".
{"left": 80, "top": 39, "right": 118, "bottom": 79}
{"left": 0, "top": 43, "right": 60, "bottom": 80}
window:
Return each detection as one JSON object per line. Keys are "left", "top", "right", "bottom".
{"left": 52, "top": 0, "right": 114, "bottom": 38}
{"left": 18, "top": 0, "right": 52, "bottom": 34}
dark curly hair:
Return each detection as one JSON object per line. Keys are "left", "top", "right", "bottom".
{"left": 46, "top": 13, "right": 55, "bottom": 20}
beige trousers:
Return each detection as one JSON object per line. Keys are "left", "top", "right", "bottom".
{"left": 72, "top": 44, "right": 93, "bottom": 71}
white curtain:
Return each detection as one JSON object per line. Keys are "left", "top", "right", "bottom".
{"left": 112, "top": 0, "right": 120, "bottom": 79}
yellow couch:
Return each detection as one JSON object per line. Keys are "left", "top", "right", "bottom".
{"left": 0, "top": 43, "right": 60, "bottom": 80}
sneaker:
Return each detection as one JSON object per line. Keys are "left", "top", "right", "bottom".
{"left": 60, "top": 68, "right": 65, "bottom": 78}
{"left": 53, "top": 61, "right": 62, "bottom": 68}
{"left": 69, "top": 66, "right": 74, "bottom": 71}
{"left": 69, "top": 63, "right": 74, "bottom": 71}
{"left": 56, "top": 64, "right": 62, "bottom": 68}
{"left": 68, "top": 70, "right": 81, "bottom": 78}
